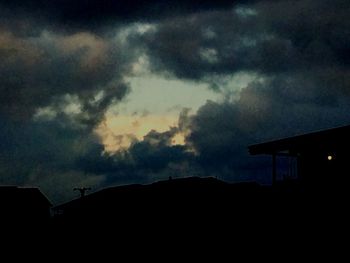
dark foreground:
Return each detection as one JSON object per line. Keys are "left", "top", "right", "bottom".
{"left": 1, "top": 177, "right": 348, "bottom": 254}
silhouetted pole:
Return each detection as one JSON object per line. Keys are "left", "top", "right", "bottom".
{"left": 74, "top": 187, "right": 91, "bottom": 198}
{"left": 272, "top": 154, "right": 277, "bottom": 185}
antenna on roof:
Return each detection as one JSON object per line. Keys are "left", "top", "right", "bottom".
{"left": 73, "top": 187, "right": 91, "bottom": 198}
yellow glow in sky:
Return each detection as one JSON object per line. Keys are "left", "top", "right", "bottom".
{"left": 171, "top": 132, "right": 186, "bottom": 146}
{"left": 107, "top": 114, "right": 177, "bottom": 139}
{"left": 94, "top": 68, "right": 257, "bottom": 154}
{"left": 95, "top": 112, "right": 185, "bottom": 153}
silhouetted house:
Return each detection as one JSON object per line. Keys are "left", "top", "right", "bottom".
{"left": 0, "top": 186, "right": 52, "bottom": 221}
{"left": 248, "top": 125, "right": 350, "bottom": 187}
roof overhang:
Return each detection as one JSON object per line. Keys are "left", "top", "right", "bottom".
{"left": 248, "top": 125, "right": 350, "bottom": 155}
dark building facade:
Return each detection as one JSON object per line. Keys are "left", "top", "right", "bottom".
{"left": 249, "top": 125, "right": 350, "bottom": 187}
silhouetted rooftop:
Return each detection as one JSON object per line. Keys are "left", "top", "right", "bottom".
{"left": 249, "top": 125, "right": 350, "bottom": 155}
{"left": 0, "top": 186, "right": 52, "bottom": 207}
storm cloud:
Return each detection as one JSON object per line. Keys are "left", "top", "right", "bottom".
{"left": 0, "top": 29, "right": 134, "bottom": 122}
{"left": 0, "top": 0, "right": 245, "bottom": 31}
{"left": 135, "top": 0, "right": 350, "bottom": 181}
{"left": 0, "top": 0, "right": 349, "bottom": 203}
{"left": 141, "top": 0, "right": 349, "bottom": 81}
{"left": 0, "top": 22, "right": 138, "bottom": 202}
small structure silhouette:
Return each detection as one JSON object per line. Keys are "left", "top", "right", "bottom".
{"left": 74, "top": 187, "right": 91, "bottom": 198}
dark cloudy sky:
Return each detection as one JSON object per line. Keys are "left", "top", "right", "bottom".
{"left": 1, "top": 0, "right": 349, "bottom": 203}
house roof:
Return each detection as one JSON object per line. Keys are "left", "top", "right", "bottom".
{"left": 248, "top": 125, "right": 350, "bottom": 155}
{"left": 0, "top": 186, "right": 52, "bottom": 206}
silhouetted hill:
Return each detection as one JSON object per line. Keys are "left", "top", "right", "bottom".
{"left": 2, "top": 177, "right": 345, "bottom": 252}
{"left": 51, "top": 176, "right": 317, "bottom": 230}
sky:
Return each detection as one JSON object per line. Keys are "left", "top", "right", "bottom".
{"left": 1, "top": 0, "right": 350, "bottom": 203}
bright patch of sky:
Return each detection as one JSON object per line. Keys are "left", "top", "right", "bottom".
{"left": 96, "top": 75, "right": 221, "bottom": 153}
{"left": 35, "top": 23, "right": 261, "bottom": 154}
{"left": 123, "top": 76, "right": 220, "bottom": 115}
{"left": 34, "top": 23, "right": 258, "bottom": 153}
{"left": 96, "top": 71, "right": 259, "bottom": 153}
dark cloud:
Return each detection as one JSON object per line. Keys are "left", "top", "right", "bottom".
{"left": 141, "top": 0, "right": 350, "bottom": 82}
{"left": 73, "top": 115, "right": 202, "bottom": 190}
{"left": 0, "top": 116, "right": 108, "bottom": 202}
{"left": 137, "top": 0, "right": 350, "bottom": 132}
{"left": 0, "top": 0, "right": 251, "bottom": 32}
{"left": 134, "top": 0, "right": 350, "bottom": 182}
{"left": 1, "top": 0, "right": 350, "bottom": 203}
{"left": 77, "top": 128, "right": 186, "bottom": 175}
{"left": 184, "top": 80, "right": 350, "bottom": 183}
{"left": 0, "top": 22, "right": 137, "bottom": 203}
{"left": 129, "top": 128, "right": 189, "bottom": 170}
{"left": 0, "top": 30, "right": 134, "bottom": 125}
{"left": 0, "top": 112, "right": 192, "bottom": 204}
